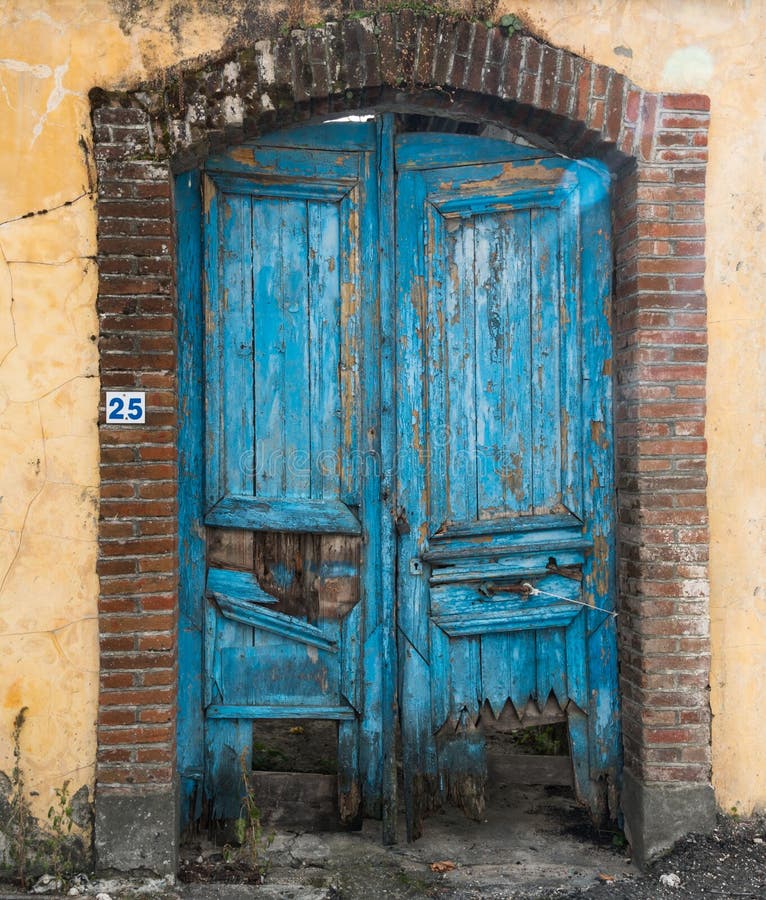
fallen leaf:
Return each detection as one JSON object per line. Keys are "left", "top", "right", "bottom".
{"left": 288, "top": 726, "right": 305, "bottom": 735}
{"left": 597, "top": 873, "right": 615, "bottom": 883}
{"left": 430, "top": 860, "right": 457, "bottom": 873}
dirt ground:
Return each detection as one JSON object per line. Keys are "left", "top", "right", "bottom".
{"left": 2, "top": 784, "right": 765, "bottom": 899}
{"left": 174, "top": 785, "right": 766, "bottom": 900}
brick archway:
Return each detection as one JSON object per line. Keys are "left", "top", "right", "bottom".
{"left": 91, "top": 11, "right": 713, "bottom": 872}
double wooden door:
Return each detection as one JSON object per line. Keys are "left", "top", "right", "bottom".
{"left": 190, "top": 115, "right": 619, "bottom": 841}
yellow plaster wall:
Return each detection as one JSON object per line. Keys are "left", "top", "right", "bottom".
{"left": 0, "top": 0, "right": 763, "bottom": 831}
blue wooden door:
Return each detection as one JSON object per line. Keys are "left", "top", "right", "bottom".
{"left": 395, "top": 133, "right": 619, "bottom": 838}
{"left": 193, "top": 118, "right": 618, "bottom": 839}
{"left": 200, "top": 120, "right": 396, "bottom": 828}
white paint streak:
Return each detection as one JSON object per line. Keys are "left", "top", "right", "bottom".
{"left": 31, "top": 62, "right": 75, "bottom": 147}
{"left": 255, "top": 40, "right": 275, "bottom": 84}
{"left": 0, "top": 58, "right": 52, "bottom": 78}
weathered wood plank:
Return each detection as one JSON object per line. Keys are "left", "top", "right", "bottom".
{"left": 423, "top": 200, "right": 449, "bottom": 532}
{"left": 395, "top": 132, "right": 549, "bottom": 169}
{"left": 205, "top": 719, "right": 253, "bottom": 821}
{"left": 486, "top": 752, "right": 573, "bottom": 787}
{"left": 377, "top": 113, "right": 399, "bottom": 844}
{"left": 208, "top": 144, "right": 363, "bottom": 179}
{"left": 357, "top": 143, "right": 385, "bottom": 819}
{"left": 338, "top": 187, "right": 360, "bottom": 505}
{"left": 205, "top": 494, "right": 361, "bottom": 533}
{"left": 207, "top": 566, "right": 277, "bottom": 605}
{"left": 176, "top": 168, "right": 207, "bottom": 829}
{"left": 281, "top": 197, "right": 311, "bottom": 499}
{"left": 428, "top": 550, "right": 585, "bottom": 584}
{"left": 579, "top": 159, "right": 619, "bottom": 821}
{"left": 531, "top": 205, "right": 561, "bottom": 512}
{"left": 449, "top": 635, "right": 482, "bottom": 721}
{"left": 481, "top": 633, "right": 512, "bottom": 718}
{"left": 252, "top": 194, "right": 286, "bottom": 498}
{"left": 213, "top": 591, "right": 338, "bottom": 652}
{"left": 508, "top": 630, "right": 536, "bottom": 713}
{"left": 207, "top": 527, "right": 254, "bottom": 570}
{"left": 204, "top": 175, "right": 225, "bottom": 509}
{"left": 208, "top": 704, "right": 355, "bottom": 719}
{"left": 565, "top": 608, "right": 588, "bottom": 712}
{"left": 536, "top": 626, "right": 568, "bottom": 710}
{"left": 308, "top": 200, "right": 342, "bottom": 500}
{"left": 445, "top": 215, "right": 477, "bottom": 525}
{"left": 430, "top": 511, "right": 582, "bottom": 539}
{"left": 559, "top": 189, "right": 583, "bottom": 517}
{"left": 222, "top": 192, "right": 255, "bottom": 496}
{"left": 435, "top": 605, "right": 579, "bottom": 637}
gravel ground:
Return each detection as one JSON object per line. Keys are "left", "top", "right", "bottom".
{"left": 544, "top": 814, "right": 766, "bottom": 900}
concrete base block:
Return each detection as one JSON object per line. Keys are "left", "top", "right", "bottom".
{"left": 95, "top": 783, "right": 179, "bottom": 875}
{"left": 621, "top": 767, "right": 716, "bottom": 866}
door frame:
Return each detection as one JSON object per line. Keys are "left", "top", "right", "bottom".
{"left": 92, "top": 14, "right": 713, "bottom": 873}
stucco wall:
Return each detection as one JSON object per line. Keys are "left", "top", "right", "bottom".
{"left": 0, "top": 0, "right": 763, "bottom": 840}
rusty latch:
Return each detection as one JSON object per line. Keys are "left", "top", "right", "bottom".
{"left": 478, "top": 581, "right": 533, "bottom": 600}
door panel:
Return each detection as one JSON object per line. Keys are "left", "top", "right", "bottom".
{"left": 395, "top": 133, "right": 619, "bottom": 838}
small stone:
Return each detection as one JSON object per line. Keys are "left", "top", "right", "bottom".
{"left": 96, "top": 893, "right": 113, "bottom": 900}
{"left": 659, "top": 872, "right": 682, "bottom": 888}
{"left": 32, "top": 874, "right": 62, "bottom": 894}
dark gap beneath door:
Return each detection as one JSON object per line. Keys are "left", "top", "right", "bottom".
{"left": 250, "top": 719, "right": 341, "bottom": 830}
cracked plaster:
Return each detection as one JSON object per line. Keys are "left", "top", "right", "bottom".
{"left": 0, "top": 0, "right": 763, "bottom": 842}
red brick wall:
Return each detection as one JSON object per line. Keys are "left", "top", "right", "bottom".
{"left": 94, "top": 106, "right": 179, "bottom": 788}
{"left": 614, "top": 93, "right": 711, "bottom": 784}
{"left": 91, "top": 13, "right": 711, "bottom": 799}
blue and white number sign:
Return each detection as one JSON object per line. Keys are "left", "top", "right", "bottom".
{"left": 106, "top": 391, "right": 146, "bottom": 424}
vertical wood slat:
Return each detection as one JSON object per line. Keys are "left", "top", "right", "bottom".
{"left": 222, "top": 194, "right": 255, "bottom": 496}
{"left": 480, "top": 632, "right": 512, "bottom": 717}
{"left": 579, "top": 160, "right": 620, "bottom": 797}
{"left": 204, "top": 177, "right": 224, "bottom": 509}
{"left": 536, "top": 627, "right": 568, "bottom": 709}
{"left": 358, "top": 144, "right": 385, "bottom": 818}
{"left": 377, "top": 113, "right": 399, "bottom": 844}
{"left": 449, "top": 635, "right": 481, "bottom": 720}
{"left": 308, "top": 201, "right": 342, "bottom": 500}
{"left": 281, "top": 199, "right": 311, "bottom": 498}
{"left": 509, "top": 629, "right": 536, "bottom": 713}
{"left": 531, "top": 206, "right": 562, "bottom": 511}
{"left": 253, "top": 196, "right": 286, "bottom": 498}
{"left": 176, "top": 169, "right": 207, "bottom": 828}
{"left": 396, "top": 163, "right": 438, "bottom": 840}
{"left": 339, "top": 191, "right": 360, "bottom": 506}
{"left": 446, "top": 218, "right": 477, "bottom": 524}
{"left": 560, "top": 190, "right": 583, "bottom": 516}
{"left": 424, "top": 205, "right": 448, "bottom": 531}
{"left": 510, "top": 211, "right": 534, "bottom": 513}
